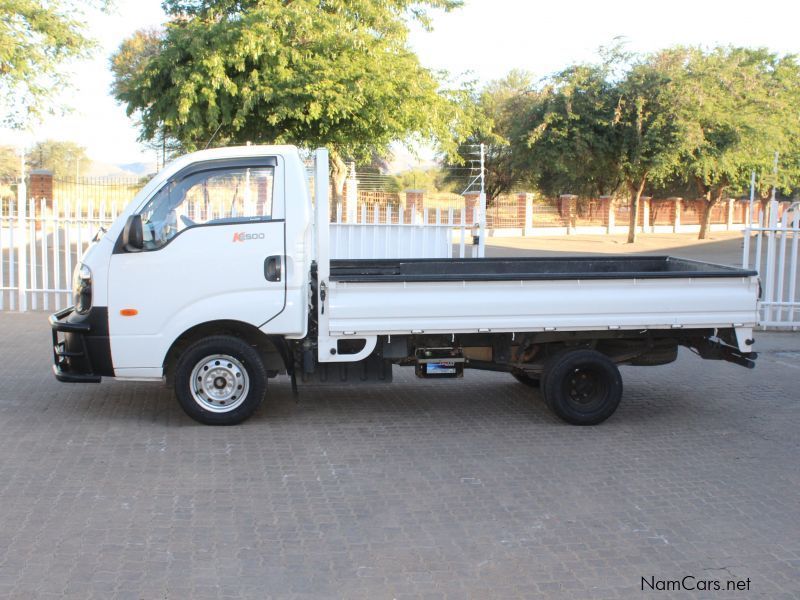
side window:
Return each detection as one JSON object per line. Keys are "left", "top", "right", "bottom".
{"left": 139, "top": 166, "right": 275, "bottom": 249}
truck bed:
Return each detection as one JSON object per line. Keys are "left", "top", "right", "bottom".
{"left": 325, "top": 256, "right": 760, "bottom": 341}
{"left": 330, "top": 256, "right": 756, "bottom": 282}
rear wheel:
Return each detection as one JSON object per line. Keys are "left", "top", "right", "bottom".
{"left": 175, "top": 335, "right": 267, "bottom": 425}
{"left": 542, "top": 349, "right": 622, "bottom": 425}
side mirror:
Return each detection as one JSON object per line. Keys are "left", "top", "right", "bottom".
{"left": 122, "top": 214, "right": 144, "bottom": 252}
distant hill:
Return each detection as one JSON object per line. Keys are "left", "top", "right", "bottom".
{"left": 118, "top": 162, "right": 156, "bottom": 176}
{"left": 84, "top": 160, "right": 156, "bottom": 179}
{"left": 385, "top": 144, "right": 438, "bottom": 174}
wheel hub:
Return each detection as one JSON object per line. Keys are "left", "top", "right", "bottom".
{"left": 189, "top": 354, "right": 249, "bottom": 413}
{"left": 567, "top": 368, "right": 603, "bottom": 405}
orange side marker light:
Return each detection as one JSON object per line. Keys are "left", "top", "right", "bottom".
{"left": 120, "top": 308, "right": 138, "bottom": 317}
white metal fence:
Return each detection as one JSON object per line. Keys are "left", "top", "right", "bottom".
{"left": 1, "top": 194, "right": 472, "bottom": 312}
{"left": 1, "top": 195, "right": 120, "bottom": 312}
{"left": 743, "top": 201, "right": 800, "bottom": 330}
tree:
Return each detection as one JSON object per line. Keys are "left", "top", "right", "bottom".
{"left": 111, "top": 0, "right": 469, "bottom": 207}
{"left": 0, "top": 145, "right": 20, "bottom": 179}
{"left": 27, "top": 139, "right": 89, "bottom": 179}
{"left": 615, "top": 49, "right": 693, "bottom": 243}
{"left": 522, "top": 61, "right": 624, "bottom": 201}
{"left": 678, "top": 47, "right": 800, "bottom": 238}
{"left": 0, "top": 0, "right": 108, "bottom": 126}
{"left": 519, "top": 47, "right": 694, "bottom": 243}
{"left": 109, "top": 27, "right": 184, "bottom": 168}
{"left": 443, "top": 71, "right": 537, "bottom": 202}
{"left": 386, "top": 168, "right": 457, "bottom": 193}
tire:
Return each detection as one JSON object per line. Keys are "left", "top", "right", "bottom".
{"left": 174, "top": 335, "right": 267, "bottom": 425}
{"left": 512, "top": 371, "right": 541, "bottom": 388}
{"left": 542, "top": 349, "right": 622, "bottom": 425}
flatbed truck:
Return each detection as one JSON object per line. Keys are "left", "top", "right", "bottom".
{"left": 50, "top": 146, "right": 759, "bottom": 425}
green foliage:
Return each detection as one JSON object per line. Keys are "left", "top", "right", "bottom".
{"left": 0, "top": 145, "right": 20, "bottom": 179}
{"left": 27, "top": 139, "right": 89, "bottom": 179}
{"left": 113, "top": 0, "right": 468, "bottom": 164}
{"left": 110, "top": 27, "right": 186, "bottom": 166}
{"left": 110, "top": 27, "right": 164, "bottom": 102}
{"left": 443, "top": 70, "right": 536, "bottom": 201}
{"left": 678, "top": 47, "right": 800, "bottom": 200}
{"left": 387, "top": 168, "right": 456, "bottom": 193}
{"left": 615, "top": 50, "right": 692, "bottom": 191}
{"left": 467, "top": 42, "right": 800, "bottom": 241}
{"left": 0, "top": 0, "right": 109, "bottom": 126}
{"left": 523, "top": 61, "right": 624, "bottom": 199}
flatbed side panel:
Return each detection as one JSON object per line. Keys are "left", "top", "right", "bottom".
{"left": 327, "top": 276, "right": 759, "bottom": 335}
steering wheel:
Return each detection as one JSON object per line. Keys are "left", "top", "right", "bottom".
{"left": 180, "top": 214, "right": 196, "bottom": 228}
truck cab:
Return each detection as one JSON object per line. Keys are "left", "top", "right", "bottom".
{"left": 51, "top": 146, "right": 759, "bottom": 426}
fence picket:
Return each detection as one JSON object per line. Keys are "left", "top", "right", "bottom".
{"left": 41, "top": 199, "right": 49, "bottom": 311}
{"left": 64, "top": 202, "right": 72, "bottom": 309}
{"left": 0, "top": 203, "right": 4, "bottom": 311}
{"left": 787, "top": 211, "right": 799, "bottom": 324}
{"left": 53, "top": 198, "right": 61, "bottom": 309}
{"left": 9, "top": 210, "right": 15, "bottom": 311}
{"left": 28, "top": 197, "right": 36, "bottom": 311}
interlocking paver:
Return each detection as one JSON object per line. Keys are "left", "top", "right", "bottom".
{"left": 0, "top": 312, "right": 798, "bottom": 598}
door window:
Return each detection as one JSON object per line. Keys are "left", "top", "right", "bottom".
{"left": 139, "top": 166, "right": 275, "bottom": 249}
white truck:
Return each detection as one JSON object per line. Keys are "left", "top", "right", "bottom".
{"left": 50, "top": 146, "right": 760, "bottom": 426}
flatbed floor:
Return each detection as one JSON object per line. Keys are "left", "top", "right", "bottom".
{"left": 330, "top": 256, "right": 757, "bottom": 282}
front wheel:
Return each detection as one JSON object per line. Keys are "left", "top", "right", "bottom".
{"left": 174, "top": 335, "right": 267, "bottom": 425}
{"left": 542, "top": 349, "right": 622, "bottom": 425}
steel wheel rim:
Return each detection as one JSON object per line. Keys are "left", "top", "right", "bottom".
{"left": 565, "top": 366, "right": 607, "bottom": 410}
{"left": 189, "top": 354, "right": 249, "bottom": 413}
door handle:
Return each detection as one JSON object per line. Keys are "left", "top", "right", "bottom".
{"left": 264, "top": 255, "right": 282, "bottom": 282}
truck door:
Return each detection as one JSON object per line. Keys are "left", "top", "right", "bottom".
{"left": 107, "top": 157, "right": 286, "bottom": 372}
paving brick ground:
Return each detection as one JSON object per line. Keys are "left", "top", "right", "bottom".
{"left": 0, "top": 312, "right": 798, "bottom": 599}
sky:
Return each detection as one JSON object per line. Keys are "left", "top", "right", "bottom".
{"left": 3, "top": 0, "right": 800, "bottom": 172}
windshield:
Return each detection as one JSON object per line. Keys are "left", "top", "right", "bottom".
{"left": 138, "top": 166, "right": 275, "bottom": 248}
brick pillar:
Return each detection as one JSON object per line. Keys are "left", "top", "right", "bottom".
{"left": 404, "top": 190, "right": 425, "bottom": 224}
{"left": 28, "top": 170, "right": 54, "bottom": 209}
{"left": 600, "top": 196, "right": 614, "bottom": 233}
{"left": 464, "top": 192, "right": 480, "bottom": 226}
{"left": 727, "top": 199, "right": 735, "bottom": 230}
{"left": 560, "top": 194, "right": 577, "bottom": 233}
{"left": 669, "top": 197, "right": 682, "bottom": 232}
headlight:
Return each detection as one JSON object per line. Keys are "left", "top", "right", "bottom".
{"left": 73, "top": 264, "right": 92, "bottom": 314}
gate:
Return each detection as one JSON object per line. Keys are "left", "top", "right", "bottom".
{"left": 743, "top": 201, "right": 800, "bottom": 329}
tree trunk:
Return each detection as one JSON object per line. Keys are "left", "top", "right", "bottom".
{"left": 330, "top": 152, "right": 347, "bottom": 222}
{"left": 626, "top": 178, "right": 646, "bottom": 244}
{"left": 698, "top": 188, "right": 724, "bottom": 240}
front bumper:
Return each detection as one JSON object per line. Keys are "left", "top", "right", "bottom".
{"left": 50, "top": 306, "right": 112, "bottom": 383}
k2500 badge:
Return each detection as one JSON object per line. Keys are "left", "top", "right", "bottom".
{"left": 232, "top": 232, "right": 265, "bottom": 242}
